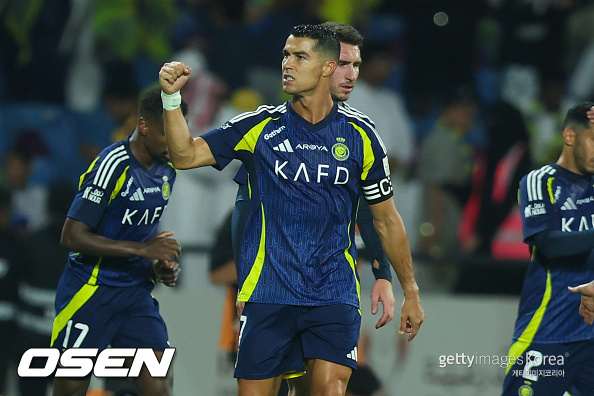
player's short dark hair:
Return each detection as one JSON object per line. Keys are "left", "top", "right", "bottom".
{"left": 562, "top": 102, "right": 594, "bottom": 131}
{"left": 320, "top": 21, "right": 363, "bottom": 48}
{"left": 138, "top": 86, "right": 188, "bottom": 122}
{"left": 290, "top": 24, "right": 340, "bottom": 62}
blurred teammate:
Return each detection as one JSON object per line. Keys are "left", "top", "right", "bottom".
{"left": 160, "top": 24, "right": 423, "bottom": 396}
{"left": 502, "top": 102, "right": 594, "bottom": 395}
{"left": 51, "top": 87, "right": 186, "bottom": 396}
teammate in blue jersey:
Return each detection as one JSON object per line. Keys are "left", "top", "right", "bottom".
{"left": 502, "top": 102, "right": 594, "bottom": 396}
{"left": 51, "top": 87, "right": 186, "bottom": 396}
{"left": 159, "top": 24, "right": 423, "bottom": 396}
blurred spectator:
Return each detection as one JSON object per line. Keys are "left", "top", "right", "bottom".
{"left": 76, "top": 74, "right": 141, "bottom": 165}
{"left": 14, "top": 180, "right": 75, "bottom": 395}
{"left": 565, "top": 0, "right": 594, "bottom": 74}
{"left": 496, "top": 0, "right": 573, "bottom": 122}
{"left": 417, "top": 86, "right": 479, "bottom": 259}
{"left": 93, "top": 0, "right": 177, "bottom": 88}
{"left": 0, "top": 0, "right": 71, "bottom": 104}
{"left": 562, "top": 3, "right": 594, "bottom": 110}
{"left": 0, "top": 187, "right": 18, "bottom": 394}
{"left": 459, "top": 101, "right": 533, "bottom": 258}
{"left": 496, "top": 0, "right": 572, "bottom": 83}
{"left": 102, "top": 74, "right": 140, "bottom": 143}
{"left": 524, "top": 71, "right": 567, "bottom": 167}
{"left": 243, "top": 0, "right": 323, "bottom": 103}
{"left": 179, "top": 58, "right": 228, "bottom": 138}
{"left": 2, "top": 129, "right": 51, "bottom": 234}
{"left": 396, "top": 0, "right": 484, "bottom": 118}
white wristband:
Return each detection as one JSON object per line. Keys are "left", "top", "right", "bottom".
{"left": 161, "top": 90, "right": 181, "bottom": 111}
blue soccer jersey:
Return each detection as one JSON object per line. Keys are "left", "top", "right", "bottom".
{"left": 65, "top": 138, "right": 176, "bottom": 286}
{"left": 512, "top": 163, "right": 594, "bottom": 345}
{"left": 202, "top": 101, "right": 392, "bottom": 308}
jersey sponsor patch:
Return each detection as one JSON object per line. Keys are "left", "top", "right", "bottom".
{"left": 82, "top": 186, "right": 104, "bottom": 204}
{"left": 524, "top": 203, "right": 546, "bottom": 217}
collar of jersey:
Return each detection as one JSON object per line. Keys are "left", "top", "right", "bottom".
{"left": 287, "top": 100, "right": 338, "bottom": 132}
{"left": 550, "top": 162, "right": 594, "bottom": 186}
{"left": 124, "top": 137, "right": 162, "bottom": 176}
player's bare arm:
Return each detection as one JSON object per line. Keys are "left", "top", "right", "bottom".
{"left": 158, "top": 61, "right": 217, "bottom": 170}
{"left": 369, "top": 197, "right": 424, "bottom": 341}
{"left": 61, "top": 218, "right": 182, "bottom": 262}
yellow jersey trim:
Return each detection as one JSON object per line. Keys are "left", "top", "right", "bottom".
{"left": 237, "top": 203, "right": 266, "bottom": 302}
{"left": 546, "top": 177, "right": 555, "bottom": 204}
{"left": 349, "top": 122, "right": 373, "bottom": 181}
{"left": 234, "top": 118, "right": 272, "bottom": 153}
{"left": 109, "top": 166, "right": 129, "bottom": 204}
{"left": 79, "top": 157, "right": 100, "bottom": 190}
{"left": 505, "top": 270, "right": 552, "bottom": 374}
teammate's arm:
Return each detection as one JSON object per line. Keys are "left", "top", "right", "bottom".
{"left": 159, "top": 61, "right": 217, "bottom": 170}
{"left": 368, "top": 197, "right": 424, "bottom": 341}
{"left": 532, "top": 229, "right": 594, "bottom": 258}
{"left": 357, "top": 197, "right": 395, "bottom": 329}
{"left": 61, "top": 218, "right": 182, "bottom": 261}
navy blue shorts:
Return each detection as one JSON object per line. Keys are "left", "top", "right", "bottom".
{"left": 502, "top": 339, "right": 594, "bottom": 395}
{"left": 51, "top": 268, "right": 169, "bottom": 354}
{"left": 234, "top": 303, "right": 361, "bottom": 380}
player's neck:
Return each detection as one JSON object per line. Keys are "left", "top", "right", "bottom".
{"left": 557, "top": 152, "right": 585, "bottom": 176}
{"left": 291, "top": 93, "right": 334, "bottom": 124}
{"left": 129, "top": 130, "right": 153, "bottom": 170}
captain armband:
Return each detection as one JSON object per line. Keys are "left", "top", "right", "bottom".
{"left": 161, "top": 91, "right": 182, "bottom": 111}
{"left": 361, "top": 177, "right": 393, "bottom": 205}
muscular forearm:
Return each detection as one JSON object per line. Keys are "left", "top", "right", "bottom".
{"left": 159, "top": 61, "right": 217, "bottom": 169}
{"left": 372, "top": 204, "right": 418, "bottom": 295}
{"left": 163, "top": 108, "right": 203, "bottom": 169}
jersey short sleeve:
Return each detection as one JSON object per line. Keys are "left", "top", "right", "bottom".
{"left": 202, "top": 105, "right": 281, "bottom": 172}
{"left": 518, "top": 165, "right": 559, "bottom": 242}
{"left": 68, "top": 143, "right": 130, "bottom": 228}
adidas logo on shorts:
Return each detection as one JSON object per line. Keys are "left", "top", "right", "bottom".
{"left": 346, "top": 347, "right": 358, "bottom": 362}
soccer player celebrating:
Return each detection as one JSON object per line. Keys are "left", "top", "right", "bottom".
{"left": 503, "top": 102, "right": 594, "bottom": 395}
{"left": 159, "top": 24, "right": 424, "bottom": 396}
{"left": 51, "top": 87, "right": 185, "bottom": 396}
{"left": 231, "top": 21, "right": 397, "bottom": 332}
